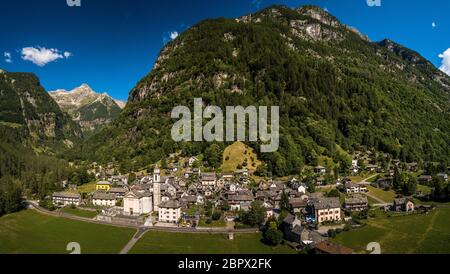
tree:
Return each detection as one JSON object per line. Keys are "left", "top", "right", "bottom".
{"left": 280, "top": 190, "right": 291, "bottom": 212}
{"left": 401, "top": 175, "right": 417, "bottom": 196}
{"left": 212, "top": 211, "right": 222, "bottom": 221}
{"left": 128, "top": 173, "right": 136, "bottom": 185}
{"left": 161, "top": 159, "right": 168, "bottom": 170}
{"left": 242, "top": 201, "right": 266, "bottom": 227}
{"left": 431, "top": 177, "right": 448, "bottom": 200}
{"left": 358, "top": 159, "right": 366, "bottom": 171}
{"left": 327, "top": 229, "right": 337, "bottom": 238}
{"left": 204, "top": 201, "right": 213, "bottom": 217}
{"left": 305, "top": 176, "right": 316, "bottom": 193}
{"left": 220, "top": 201, "right": 230, "bottom": 212}
{"left": 204, "top": 144, "right": 222, "bottom": 169}
{"left": 0, "top": 177, "right": 23, "bottom": 215}
{"left": 264, "top": 221, "right": 283, "bottom": 246}
{"left": 327, "top": 189, "right": 341, "bottom": 198}
{"left": 393, "top": 166, "right": 401, "bottom": 190}
{"left": 255, "top": 164, "right": 268, "bottom": 177}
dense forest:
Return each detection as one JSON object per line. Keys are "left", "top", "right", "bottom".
{"left": 73, "top": 5, "right": 450, "bottom": 176}
{"left": 0, "top": 134, "right": 94, "bottom": 216}
{"left": 0, "top": 71, "right": 87, "bottom": 216}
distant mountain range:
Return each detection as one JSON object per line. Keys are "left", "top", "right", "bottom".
{"left": 49, "top": 84, "right": 125, "bottom": 133}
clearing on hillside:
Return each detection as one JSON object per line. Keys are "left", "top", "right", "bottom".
{"left": 222, "top": 141, "right": 261, "bottom": 172}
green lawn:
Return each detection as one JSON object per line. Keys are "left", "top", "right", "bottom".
{"left": 198, "top": 218, "right": 226, "bottom": 228}
{"left": 59, "top": 207, "right": 98, "bottom": 219}
{"left": 348, "top": 176, "right": 364, "bottom": 183}
{"left": 366, "top": 196, "right": 380, "bottom": 206}
{"left": 0, "top": 210, "right": 135, "bottom": 254}
{"left": 367, "top": 186, "right": 397, "bottom": 203}
{"left": 130, "top": 232, "right": 296, "bottom": 254}
{"left": 73, "top": 182, "right": 97, "bottom": 194}
{"left": 333, "top": 208, "right": 450, "bottom": 254}
{"left": 417, "top": 184, "right": 432, "bottom": 195}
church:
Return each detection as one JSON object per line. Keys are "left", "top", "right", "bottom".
{"left": 123, "top": 168, "right": 162, "bottom": 216}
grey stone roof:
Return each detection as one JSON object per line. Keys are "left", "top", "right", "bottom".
{"left": 201, "top": 173, "right": 216, "bottom": 181}
{"left": 108, "top": 187, "right": 127, "bottom": 193}
{"left": 181, "top": 195, "right": 197, "bottom": 203}
{"left": 292, "top": 225, "right": 303, "bottom": 236}
{"left": 228, "top": 194, "right": 254, "bottom": 202}
{"left": 159, "top": 199, "right": 181, "bottom": 209}
{"left": 53, "top": 192, "right": 80, "bottom": 199}
{"left": 345, "top": 182, "right": 362, "bottom": 188}
{"left": 283, "top": 214, "right": 295, "bottom": 225}
{"left": 126, "top": 190, "right": 152, "bottom": 199}
{"left": 132, "top": 184, "right": 152, "bottom": 191}
{"left": 394, "top": 198, "right": 413, "bottom": 205}
{"left": 312, "top": 197, "right": 341, "bottom": 210}
{"left": 96, "top": 181, "right": 112, "bottom": 185}
{"left": 345, "top": 195, "right": 368, "bottom": 205}
{"left": 289, "top": 198, "right": 307, "bottom": 208}
{"left": 93, "top": 192, "right": 116, "bottom": 200}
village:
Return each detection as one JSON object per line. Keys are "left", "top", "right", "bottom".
{"left": 48, "top": 150, "right": 450, "bottom": 254}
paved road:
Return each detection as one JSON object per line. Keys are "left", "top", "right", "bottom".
{"left": 120, "top": 228, "right": 148, "bottom": 254}
{"left": 359, "top": 173, "right": 380, "bottom": 185}
{"left": 25, "top": 201, "right": 137, "bottom": 229}
{"left": 25, "top": 200, "right": 259, "bottom": 234}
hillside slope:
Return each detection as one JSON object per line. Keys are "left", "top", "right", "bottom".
{"left": 81, "top": 5, "right": 450, "bottom": 175}
{"left": 0, "top": 69, "right": 82, "bottom": 151}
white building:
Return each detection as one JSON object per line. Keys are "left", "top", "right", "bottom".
{"left": 351, "top": 160, "right": 359, "bottom": 174}
{"left": 92, "top": 192, "right": 116, "bottom": 207}
{"left": 313, "top": 197, "right": 342, "bottom": 225}
{"left": 123, "top": 191, "right": 153, "bottom": 216}
{"left": 153, "top": 168, "right": 161, "bottom": 183}
{"left": 52, "top": 192, "right": 81, "bottom": 207}
{"left": 345, "top": 182, "right": 368, "bottom": 194}
{"left": 297, "top": 184, "right": 307, "bottom": 195}
{"left": 158, "top": 200, "right": 181, "bottom": 223}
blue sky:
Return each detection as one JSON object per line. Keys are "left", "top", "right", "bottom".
{"left": 1, "top": 0, "right": 450, "bottom": 101}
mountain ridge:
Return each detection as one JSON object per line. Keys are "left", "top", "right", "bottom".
{"left": 50, "top": 84, "right": 124, "bottom": 133}
{"left": 76, "top": 5, "right": 450, "bottom": 175}
{"left": 0, "top": 69, "right": 82, "bottom": 152}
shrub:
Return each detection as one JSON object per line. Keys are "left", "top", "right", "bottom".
{"left": 212, "top": 211, "right": 222, "bottom": 221}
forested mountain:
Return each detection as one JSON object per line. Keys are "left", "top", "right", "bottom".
{"left": 78, "top": 5, "right": 450, "bottom": 176}
{"left": 0, "top": 69, "right": 85, "bottom": 215}
{"left": 0, "top": 69, "right": 82, "bottom": 151}
{"left": 50, "top": 84, "right": 124, "bottom": 133}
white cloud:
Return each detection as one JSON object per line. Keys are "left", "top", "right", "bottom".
{"left": 21, "top": 47, "right": 72, "bottom": 67}
{"left": 438, "top": 48, "right": 450, "bottom": 76}
{"left": 170, "top": 31, "right": 179, "bottom": 40}
{"left": 64, "top": 51, "right": 73, "bottom": 58}
{"left": 4, "top": 52, "right": 12, "bottom": 63}
{"left": 432, "top": 22, "right": 437, "bottom": 28}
